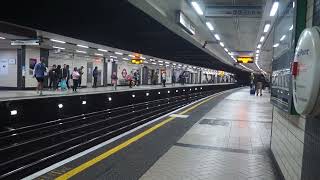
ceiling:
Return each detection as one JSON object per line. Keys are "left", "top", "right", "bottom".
{"left": 0, "top": 0, "right": 259, "bottom": 76}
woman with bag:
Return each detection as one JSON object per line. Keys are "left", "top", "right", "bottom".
{"left": 72, "top": 67, "right": 80, "bottom": 92}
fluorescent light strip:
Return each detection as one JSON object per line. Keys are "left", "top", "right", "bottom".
{"left": 191, "top": 1, "right": 203, "bottom": 15}
{"left": 159, "top": 64, "right": 163, "bottom": 66}
{"left": 98, "top": 49, "right": 108, "bottom": 52}
{"left": 219, "top": 42, "right": 224, "bottom": 47}
{"left": 257, "top": 44, "right": 261, "bottom": 49}
{"left": 214, "top": 34, "right": 220, "bottom": 41}
{"left": 76, "top": 50, "right": 86, "bottom": 54}
{"left": 0, "top": 37, "right": 6, "bottom": 39}
{"left": 115, "top": 52, "right": 123, "bottom": 55}
{"left": 152, "top": 62, "right": 157, "bottom": 65}
{"left": 280, "top": 35, "right": 286, "bottom": 41}
{"left": 50, "top": 39, "right": 66, "bottom": 44}
{"left": 270, "top": 2, "right": 279, "bottom": 16}
{"left": 273, "top": 43, "right": 279, "bottom": 47}
{"left": 224, "top": 48, "right": 228, "bottom": 52}
{"left": 165, "top": 62, "right": 170, "bottom": 64}
{"left": 140, "top": 57, "right": 146, "bottom": 60}
{"left": 110, "top": 56, "right": 117, "bottom": 58}
{"left": 264, "top": 24, "right": 271, "bottom": 33}
{"left": 158, "top": 60, "right": 163, "bottom": 63}
{"left": 122, "top": 58, "right": 129, "bottom": 60}
{"left": 260, "top": 36, "right": 265, "bottom": 42}
{"left": 77, "top": 44, "right": 89, "bottom": 48}
{"left": 289, "top": 25, "right": 293, "bottom": 31}
{"left": 128, "top": 54, "right": 135, "bottom": 58}
{"left": 256, "top": 50, "right": 260, "bottom": 53}
{"left": 206, "top": 22, "right": 214, "bottom": 31}
{"left": 94, "top": 53, "right": 103, "bottom": 56}
{"left": 53, "top": 46, "right": 65, "bottom": 50}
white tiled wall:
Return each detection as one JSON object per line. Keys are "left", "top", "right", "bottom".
{"left": 271, "top": 107, "right": 305, "bottom": 180}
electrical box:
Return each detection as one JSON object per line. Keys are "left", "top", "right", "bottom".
{"left": 292, "top": 27, "right": 320, "bottom": 116}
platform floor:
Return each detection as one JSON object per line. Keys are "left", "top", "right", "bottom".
{"left": 28, "top": 88, "right": 279, "bottom": 180}
{"left": 0, "top": 83, "right": 230, "bottom": 101}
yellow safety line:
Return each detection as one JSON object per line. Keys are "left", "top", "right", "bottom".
{"left": 55, "top": 93, "right": 222, "bottom": 180}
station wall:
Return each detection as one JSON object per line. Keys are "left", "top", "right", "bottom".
{"left": 0, "top": 49, "right": 17, "bottom": 87}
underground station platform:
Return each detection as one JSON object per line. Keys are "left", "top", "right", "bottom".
{"left": 0, "top": 84, "right": 281, "bottom": 180}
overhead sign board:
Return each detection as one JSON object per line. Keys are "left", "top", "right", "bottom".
{"left": 236, "top": 56, "right": 254, "bottom": 63}
{"left": 177, "top": 11, "right": 195, "bottom": 35}
{"left": 205, "top": 6, "right": 262, "bottom": 18}
{"left": 11, "top": 39, "right": 40, "bottom": 46}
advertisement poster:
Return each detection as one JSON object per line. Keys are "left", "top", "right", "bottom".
{"left": 29, "top": 58, "right": 37, "bottom": 75}
{"left": 0, "top": 59, "right": 8, "bottom": 75}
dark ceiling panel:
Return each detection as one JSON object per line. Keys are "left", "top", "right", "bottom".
{"left": 0, "top": 0, "right": 248, "bottom": 75}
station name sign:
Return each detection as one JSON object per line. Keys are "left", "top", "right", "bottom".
{"left": 177, "top": 11, "right": 195, "bottom": 35}
{"left": 205, "top": 6, "right": 262, "bottom": 18}
{"left": 236, "top": 56, "right": 254, "bottom": 63}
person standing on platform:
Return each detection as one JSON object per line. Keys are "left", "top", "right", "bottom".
{"left": 111, "top": 72, "right": 118, "bottom": 90}
{"left": 172, "top": 73, "right": 176, "bottom": 86}
{"left": 66, "top": 65, "right": 71, "bottom": 89}
{"left": 153, "top": 72, "right": 158, "bottom": 85}
{"left": 92, "top": 66, "right": 98, "bottom": 88}
{"left": 161, "top": 72, "right": 166, "bottom": 87}
{"left": 133, "top": 71, "right": 137, "bottom": 86}
{"left": 78, "top": 66, "right": 84, "bottom": 88}
{"left": 48, "top": 64, "right": 57, "bottom": 90}
{"left": 127, "top": 72, "right": 133, "bottom": 88}
{"left": 72, "top": 67, "right": 80, "bottom": 92}
{"left": 55, "top": 65, "right": 62, "bottom": 90}
{"left": 254, "top": 74, "right": 264, "bottom": 96}
{"left": 62, "top": 64, "right": 68, "bottom": 89}
{"left": 33, "top": 57, "right": 47, "bottom": 96}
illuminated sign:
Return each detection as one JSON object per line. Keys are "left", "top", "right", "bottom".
{"left": 236, "top": 56, "right": 254, "bottom": 63}
{"left": 218, "top": 71, "right": 225, "bottom": 77}
{"left": 131, "top": 53, "right": 144, "bottom": 64}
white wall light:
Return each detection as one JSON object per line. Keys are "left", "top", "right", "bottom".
{"left": 206, "top": 22, "right": 214, "bottom": 31}
{"left": 257, "top": 44, "right": 261, "bottom": 49}
{"left": 273, "top": 43, "right": 279, "bottom": 47}
{"left": 82, "top": 101, "right": 87, "bottom": 105}
{"left": 77, "top": 44, "right": 89, "bottom": 48}
{"left": 270, "top": 1, "right": 279, "bottom": 16}
{"left": 76, "top": 50, "right": 86, "bottom": 54}
{"left": 214, "top": 34, "right": 220, "bottom": 41}
{"left": 132, "top": 94, "right": 135, "bottom": 98}
{"left": 50, "top": 39, "right": 66, "bottom": 44}
{"left": 58, "top": 104, "right": 63, "bottom": 109}
{"left": 98, "top": 49, "right": 108, "bottom": 52}
{"left": 10, "top": 110, "right": 17, "bottom": 116}
{"left": 191, "top": 1, "right": 203, "bottom": 15}
{"left": 108, "top": 97, "right": 112, "bottom": 101}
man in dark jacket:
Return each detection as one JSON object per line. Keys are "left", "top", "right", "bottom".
{"left": 92, "top": 66, "right": 98, "bottom": 88}
{"left": 48, "top": 64, "right": 57, "bottom": 90}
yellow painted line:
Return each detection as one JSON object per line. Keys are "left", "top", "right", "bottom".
{"left": 55, "top": 92, "right": 224, "bottom": 180}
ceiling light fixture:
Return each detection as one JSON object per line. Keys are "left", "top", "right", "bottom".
{"left": 123, "top": 58, "right": 129, "bottom": 60}
{"left": 264, "top": 24, "right": 271, "bottom": 32}
{"left": 219, "top": 42, "right": 224, "bottom": 47}
{"left": 76, "top": 50, "right": 86, "bottom": 53}
{"left": 110, "top": 56, "right": 117, "bottom": 58}
{"left": 280, "top": 35, "right": 286, "bottom": 41}
{"left": 53, "top": 46, "right": 65, "bottom": 50}
{"left": 115, "top": 52, "right": 123, "bottom": 55}
{"left": 256, "top": 50, "right": 260, "bottom": 53}
{"left": 191, "top": 1, "right": 203, "bottom": 15}
{"left": 273, "top": 43, "right": 279, "bottom": 47}
{"left": 257, "top": 44, "right": 261, "bottom": 49}
{"left": 94, "top": 53, "right": 103, "bottom": 56}
{"left": 289, "top": 25, "right": 293, "bottom": 31}
{"left": 77, "top": 44, "right": 89, "bottom": 48}
{"left": 224, "top": 48, "right": 229, "bottom": 52}
{"left": 206, "top": 22, "right": 214, "bottom": 31}
{"left": 140, "top": 57, "right": 146, "bottom": 60}
{"left": 97, "top": 49, "right": 108, "bottom": 52}
{"left": 214, "top": 34, "right": 220, "bottom": 41}
{"left": 0, "top": 37, "right": 6, "bottom": 40}
{"left": 270, "top": 1, "right": 279, "bottom": 16}
{"left": 260, "top": 36, "right": 265, "bottom": 42}
{"left": 128, "top": 54, "right": 135, "bottom": 58}
{"left": 50, "top": 39, "right": 66, "bottom": 44}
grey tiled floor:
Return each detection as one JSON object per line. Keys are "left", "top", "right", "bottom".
{"left": 140, "top": 88, "right": 279, "bottom": 180}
